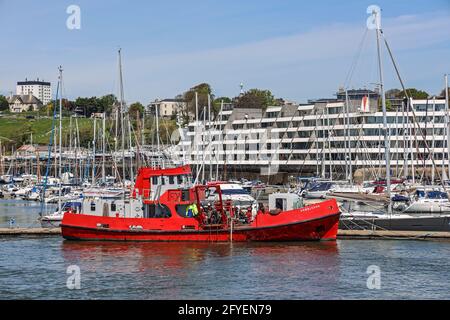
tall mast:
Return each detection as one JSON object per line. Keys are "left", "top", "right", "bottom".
{"left": 102, "top": 112, "right": 106, "bottom": 183}
{"left": 155, "top": 101, "right": 160, "bottom": 165}
{"left": 92, "top": 117, "right": 97, "bottom": 185}
{"left": 208, "top": 94, "right": 212, "bottom": 181}
{"left": 202, "top": 106, "right": 206, "bottom": 183}
{"left": 118, "top": 48, "right": 126, "bottom": 184}
{"left": 127, "top": 115, "right": 134, "bottom": 179}
{"left": 141, "top": 110, "right": 145, "bottom": 147}
{"left": 373, "top": 8, "right": 392, "bottom": 213}
{"left": 216, "top": 100, "right": 224, "bottom": 180}
{"left": 58, "top": 66, "right": 63, "bottom": 214}
{"left": 431, "top": 97, "right": 436, "bottom": 185}
{"left": 344, "top": 90, "right": 353, "bottom": 184}
{"left": 445, "top": 74, "right": 450, "bottom": 180}
{"left": 195, "top": 92, "right": 199, "bottom": 176}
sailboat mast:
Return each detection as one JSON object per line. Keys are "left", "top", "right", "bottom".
{"left": 344, "top": 90, "right": 353, "bottom": 184}
{"left": 118, "top": 48, "right": 126, "bottom": 184}
{"left": 102, "top": 113, "right": 106, "bottom": 183}
{"left": 208, "top": 94, "right": 212, "bottom": 181}
{"left": 92, "top": 117, "right": 97, "bottom": 185}
{"left": 195, "top": 92, "right": 199, "bottom": 177}
{"left": 155, "top": 101, "right": 160, "bottom": 164}
{"left": 58, "top": 66, "right": 63, "bottom": 214}
{"left": 374, "top": 10, "right": 392, "bottom": 213}
{"left": 216, "top": 100, "right": 224, "bottom": 180}
{"left": 445, "top": 74, "right": 449, "bottom": 180}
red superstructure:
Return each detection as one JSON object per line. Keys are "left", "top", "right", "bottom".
{"left": 61, "top": 166, "right": 341, "bottom": 242}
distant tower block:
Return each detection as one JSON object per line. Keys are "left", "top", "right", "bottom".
{"left": 240, "top": 82, "right": 245, "bottom": 95}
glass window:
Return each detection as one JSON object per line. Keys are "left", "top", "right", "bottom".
{"left": 176, "top": 204, "right": 191, "bottom": 218}
{"left": 144, "top": 204, "right": 172, "bottom": 218}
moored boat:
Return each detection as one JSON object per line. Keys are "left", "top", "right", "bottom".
{"left": 61, "top": 165, "right": 341, "bottom": 242}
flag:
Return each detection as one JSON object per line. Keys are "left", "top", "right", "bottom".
{"left": 360, "top": 95, "right": 370, "bottom": 112}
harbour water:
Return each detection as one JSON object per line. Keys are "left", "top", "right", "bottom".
{"left": 1, "top": 200, "right": 450, "bottom": 299}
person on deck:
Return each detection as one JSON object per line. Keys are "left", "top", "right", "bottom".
{"left": 186, "top": 203, "right": 198, "bottom": 218}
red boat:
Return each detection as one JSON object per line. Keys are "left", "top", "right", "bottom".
{"left": 61, "top": 166, "right": 341, "bottom": 242}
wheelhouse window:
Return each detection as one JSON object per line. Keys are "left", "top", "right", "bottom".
{"left": 144, "top": 204, "right": 172, "bottom": 218}
{"left": 176, "top": 204, "right": 191, "bottom": 218}
{"left": 90, "top": 202, "right": 96, "bottom": 212}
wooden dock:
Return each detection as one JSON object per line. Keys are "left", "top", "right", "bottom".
{"left": 338, "top": 229, "right": 450, "bottom": 241}
{"left": 2, "top": 227, "right": 450, "bottom": 241}
{"left": 0, "top": 228, "right": 61, "bottom": 236}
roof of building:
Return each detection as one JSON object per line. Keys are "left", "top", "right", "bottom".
{"left": 17, "top": 80, "right": 51, "bottom": 86}
{"left": 17, "top": 145, "right": 49, "bottom": 153}
{"left": 6, "top": 94, "right": 43, "bottom": 105}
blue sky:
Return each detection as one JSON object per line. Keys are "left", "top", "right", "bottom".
{"left": 1, "top": 0, "right": 449, "bottom": 104}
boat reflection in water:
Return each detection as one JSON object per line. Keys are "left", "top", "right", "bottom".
{"left": 60, "top": 241, "right": 340, "bottom": 299}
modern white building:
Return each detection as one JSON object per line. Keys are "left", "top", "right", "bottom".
{"left": 16, "top": 79, "right": 52, "bottom": 105}
{"left": 174, "top": 90, "right": 450, "bottom": 182}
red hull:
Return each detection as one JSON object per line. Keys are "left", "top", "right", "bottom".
{"left": 61, "top": 200, "right": 341, "bottom": 242}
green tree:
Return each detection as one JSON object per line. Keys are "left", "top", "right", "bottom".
{"left": 0, "top": 95, "right": 9, "bottom": 111}
{"left": 128, "top": 102, "right": 145, "bottom": 120}
{"left": 385, "top": 88, "right": 401, "bottom": 99}
{"left": 378, "top": 98, "right": 393, "bottom": 112}
{"left": 401, "top": 88, "right": 429, "bottom": 99}
{"left": 98, "top": 94, "right": 118, "bottom": 115}
{"left": 183, "top": 83, "right": 214, "bottom": 119}
{"left": 74, "top": 96, "right": 100, "bottom": 117}
{"left": 235, "top": 89, "right": 278, "bottom": 110}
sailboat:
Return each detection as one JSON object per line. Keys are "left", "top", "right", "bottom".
{"left": 339, "top": 6, "right": 450, "bottom": 231}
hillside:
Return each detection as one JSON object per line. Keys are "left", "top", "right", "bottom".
{"left": 0, "top": 113, "right": 177, "bottom": 152}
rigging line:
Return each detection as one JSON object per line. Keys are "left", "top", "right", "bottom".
{"left": 344, "top": 28, "right": 369, "bottom": 89}
{"left": 382, "top": 31, "right": 445, "bottom": 189}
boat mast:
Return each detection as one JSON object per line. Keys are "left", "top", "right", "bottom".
{"left": 445, "top": 74, "right": 450, "bottom": 181}
{"left": 373, "top": 7, "right": 392, "bottom": 213}
{"left": 345, "top": 90, "right": 353, "bottom": 184}
{"left": 155, "top": 100, "right": 160, "bottom": 166}
{"left": 127, "top": 115, "right": 134, "bottom": 178}
{"left": 431, "top": 97, "right": 436, "bottom": 185}
{"left": 118, "top": 48, "right": 126, "bottom": 184}
{"left": 102, "top": 112, "right": 106, "bottom": 183}
{"left": 216, "top": 100, "right": 224, "bottom": 180}
{"left": 195, "top": 92, "right": 199, "bottom": 177}
{"left": 409, "top": 98, "right": 415, "bottom": 183}
{"left": 92, "top": 117, "right": 96, "bottom": 185}
{"left": 202, "top": 106, "right": 206, "bottom": 183}
{"left": 208, "top": 94, "right": 212, "bottom": 181}
{"left": 58, "top": 66, "right": 63, "bottom": 215}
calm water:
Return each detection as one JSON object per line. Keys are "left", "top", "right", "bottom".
{"left": 1, "top": 200, "right": 450, "bottom": 299}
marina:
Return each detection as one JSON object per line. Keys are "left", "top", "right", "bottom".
{"left": 1, "top": 1, "right": 450, "bottom": 303}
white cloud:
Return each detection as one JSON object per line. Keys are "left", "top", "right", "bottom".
{"left": 2, "top": 11, "right": 449, "bottom": 102}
